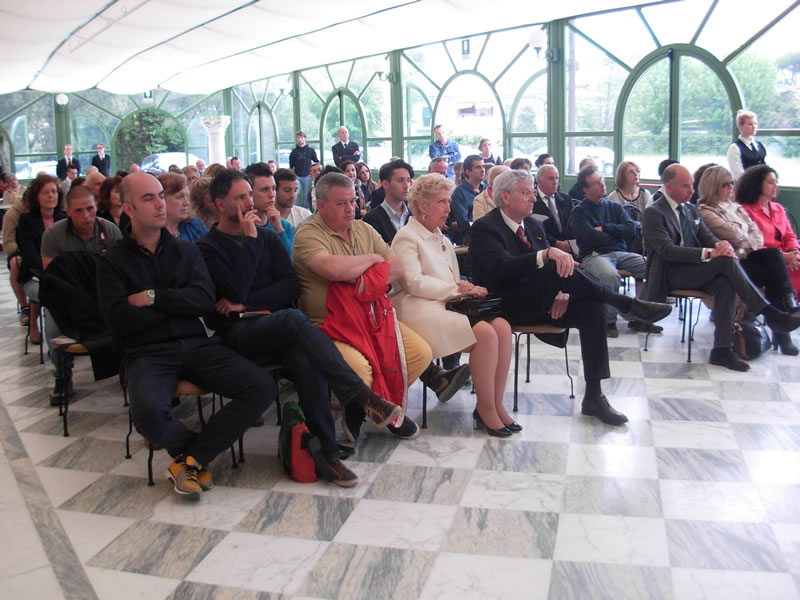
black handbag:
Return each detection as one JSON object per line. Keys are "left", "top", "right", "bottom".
{"left": 732, "top": 317, "right": 771, "bottom": 360}
{"left": 445, "top": 293, "right": 503, "bottom": 324}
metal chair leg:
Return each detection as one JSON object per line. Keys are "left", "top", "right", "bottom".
{"left": 421, "top": 383, "right": 427, "bottom": 428}
{"left": 564, "top": 345, "right": 575, "bottom": 399}
{"left": 513, "top": 332, "right": 520, "bottom": 412}
{"left": 525, "top": 334, "right": 531, "bottom": 383}
{"left": 147, "top": 445, "right": 155, "bottom": 486}
{"left": 60, "top": 352, "right": 70, "bottom": 437}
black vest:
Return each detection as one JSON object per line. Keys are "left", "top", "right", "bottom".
{"left": 735, "top": 139, "right": 767, "bottom": 170}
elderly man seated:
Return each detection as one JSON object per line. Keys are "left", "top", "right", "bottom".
{"left": 470, "top": 170, "right": 673, "bottom": 425}
{"left": 293, "top": 173, "right": 444, "bottom": 444}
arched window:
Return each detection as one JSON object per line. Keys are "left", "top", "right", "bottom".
{"left": 247, "top": 102, "right": 277, "bottom": 165}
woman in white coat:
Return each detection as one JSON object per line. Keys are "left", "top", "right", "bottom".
{"left": 390, "top": 174, "right": 517, "bottom": 436}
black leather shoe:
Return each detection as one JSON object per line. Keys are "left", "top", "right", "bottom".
{"left": 763, "top": 309, "right": 800, "bottom": 334}
{"left": 773, "top": 332, "right": 799, "bottom": 356}
{"left": 581, "top": 394, "right": 628, "bottom": 426}
{"left": 709, "top": 347, "right": 750, "bottom": 372}
{"left": 627, "top": 319, "right": 663, "bottom": 334}
{"left": 503, "top": 421, "right": 523, "bottom": 433}
{"left": 473, "top": 409, "right": 512, "bottom": 437}
{"left": 621, "top": 298, "right": 672, "bottom": 324}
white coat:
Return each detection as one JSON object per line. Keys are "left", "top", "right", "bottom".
{"left": 389, "top": 216, "right": 476, "bottom": 358}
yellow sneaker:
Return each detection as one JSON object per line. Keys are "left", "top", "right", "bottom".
{"left": 165, "top": 455, "right": 203, "bottom": 499}
{"left": 196, "top": 465, "right": 214, "bottom": 491}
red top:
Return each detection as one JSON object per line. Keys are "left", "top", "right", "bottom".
{"left": 741, "top": 201, "right": 799, "bottom": 252}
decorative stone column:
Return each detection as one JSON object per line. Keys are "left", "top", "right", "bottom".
{"left": 200, "top": 116, "right": 231, "bottom": 166}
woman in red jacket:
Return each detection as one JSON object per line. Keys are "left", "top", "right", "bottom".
{"left": 737, "top": 165, "right": 800, "bottom": 309}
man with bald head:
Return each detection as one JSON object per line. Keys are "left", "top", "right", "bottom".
{"left": 86, "top": 171, "right": 105, "bottom": 199}
{"left": 642, "top": 163, "right": 800, "bottom": 371}
{"left": 332, "top": 126, "right": 360, "bottom": 167}
{"left": 96, "top": 172, "right": 276, "bottom": 499}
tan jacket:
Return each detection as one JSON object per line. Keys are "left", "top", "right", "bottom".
{"left": 472, "top": 189, "right": 496, "bottom": 221}
{"left": 699, "top": 201, "right": 763, "bottom": 255}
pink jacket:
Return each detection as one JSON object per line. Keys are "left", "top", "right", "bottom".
{"left": 742, "top": 201, "right": 799, "bottom": 252}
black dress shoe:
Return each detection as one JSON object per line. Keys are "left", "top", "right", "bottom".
{"left": 708, "top": 347, "right": 750, "bottom": 372}
{"left": 621, "top": 298, "right": 672, "bottom": 324}
{"left": 627, "top": 319, "right": 663, "bottom": 334}
{"left": 503, "top": 421, "right": 523, "bottom": 433}
{"left": 473, "top": 409, "right": 512, "bottom": 437}
{"left": 773, "top": 332, "right": 799, "bottom": 356}
{"left": 581, "top": 394, "right": 628, "bottom": 426}
{"left": 763, "top": 309, "right": 800, "bottom": 334}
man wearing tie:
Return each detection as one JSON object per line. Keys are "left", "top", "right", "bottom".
{"left": 642, "top": 164, "right": 800, "bottom": 371}
{"left": 331, "top": 127, "right": 360, "bottom": 167}
{"left": 533, "top": 164, "right": 574, "bottom": 253}
{"left": 56, "top": 145, "right": 81, "bottom": 180}
{"left": 91, "top": 143, "right": 111, "bottom": 176}
{"left": 470, "top": 170, "right": 672, "bottom": 425}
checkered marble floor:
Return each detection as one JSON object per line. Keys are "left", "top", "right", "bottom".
{"left": 2, "top": 259, "right": 800, "bottom": 600}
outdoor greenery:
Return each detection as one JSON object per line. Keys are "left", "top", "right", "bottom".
{"left": 115, "top": 109, "right": 186, "bottom": 170}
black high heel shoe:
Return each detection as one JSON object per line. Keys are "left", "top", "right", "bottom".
{"left": 503, "top": 421, "right": 523, "bottom": 433}
{"left": 473, "top": 409, "right": 512, "bottom": 438}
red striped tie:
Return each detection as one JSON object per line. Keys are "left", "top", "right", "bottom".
{"left": 516, "top": 226, "right": 531, "bottom": 248}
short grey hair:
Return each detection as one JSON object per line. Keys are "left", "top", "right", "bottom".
{"left": 407, "top": 173, "right": 454, "bottom": 218}
{"left": 536, "top": 164, "right": 558, "bottom": 178}
{"left": 492, "top": 170, "right": 533, "bottom": 209}
{"left": 315, "top": 173, "right": 355, "bottom": 204}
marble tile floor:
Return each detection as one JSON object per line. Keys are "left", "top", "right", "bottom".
{"left": 2, "top": 261, "right": 800, "bottom": 599}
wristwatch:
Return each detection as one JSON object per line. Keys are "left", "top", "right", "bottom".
{"left": 147, "top": 289, "right": 156, "bottom": 305}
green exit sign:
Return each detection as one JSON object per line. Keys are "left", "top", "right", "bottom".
{"left": 143, "top": 90, "right": 153, "bottom": 101}
{"left": 461, "top": 39, "right": 470, "bottom": 57}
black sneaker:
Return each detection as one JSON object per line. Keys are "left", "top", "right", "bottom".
{"left": 387, "top": 416, "right": 419, "bottom": 439}
{"left": 627, "top": 320, "right": 663, "bottom": 334}
{"left": 431, "top": 364, "right": 471, "bottom": 402}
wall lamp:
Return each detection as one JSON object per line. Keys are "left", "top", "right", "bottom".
{"left": 376, "top": 71, "right": 396, "bottom": 83}
{"left": 279, "top": 88, "right": 296, "bottom": 98}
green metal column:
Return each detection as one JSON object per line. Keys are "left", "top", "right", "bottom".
{"left": 292, "top": 71, "right": 301, "bottom": 136}
{"left": 546, "top": 20, "right": 566, "bottom": 171}
{"left": 389, "top": 50, "right": 404, "bottom": 160}
{"left": 223, "top": 87, "right": 234, "bottom": 159}
{"left": 668, "top": 48, "right": 679, "bottom": 159}
{"left": 53, "top": 94, "right": 70, "bottom": 155}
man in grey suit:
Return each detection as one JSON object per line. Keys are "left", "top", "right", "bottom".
{"left": 642, "top": 163, "right": 800, "bottom": 371}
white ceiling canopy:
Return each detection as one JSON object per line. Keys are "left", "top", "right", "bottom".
{"left": 0, "top": 0, "right": 664, "bottom": 96}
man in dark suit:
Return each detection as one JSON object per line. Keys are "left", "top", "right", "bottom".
{"left": 362, "top": 159, "right": 411, "bottom": 244}
{"left": 56, "top": 145, "right": 81, "bottom": 180}
{"left": 331, "top": 127, "right": 360, "bottom": 167}
{"left": 91, "top": 143, "right": 111, "bottom": 176}
{"left": 470, "top": 170, "right": 672, "bottom": 425}
{"left": 642, "top": 164, "right": 800, "bottom": 371}
{"left": 533, "top": 164, "right": 575, "bottom": 253}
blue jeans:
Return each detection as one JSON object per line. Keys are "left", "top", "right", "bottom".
{"left": 581, "top": 251, "right": 647, "bottom": 323}
{"left": 296, "top": 175, "right": 311, "bottom": 209}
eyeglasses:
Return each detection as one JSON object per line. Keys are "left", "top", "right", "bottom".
{"left": 626, "top": 168, "right": 640, "bottom": 175}
{"left": 722, "top": 181, "right": 735, "bottom": 188}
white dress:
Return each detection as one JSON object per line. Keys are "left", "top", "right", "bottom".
{"left": 390, "top": 216, "right": 477, "bottom": 358}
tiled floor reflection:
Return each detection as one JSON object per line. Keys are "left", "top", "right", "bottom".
{"left": 1, "top": 259, "right": 800, "bottom": 599}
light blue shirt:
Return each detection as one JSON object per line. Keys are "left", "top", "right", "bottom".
{"left": 381, "top": 200, "right": 409, "bottom": 232}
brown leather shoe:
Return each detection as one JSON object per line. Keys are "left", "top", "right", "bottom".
{"left": 361, "top": 392, "right": 401, "bottom": 429}
{"left": 328, "top": 460, "right": 359, "bottom": 487}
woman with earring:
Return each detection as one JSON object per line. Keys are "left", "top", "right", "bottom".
{"left": 390, "top": 173, "right": 517, "bottom": 436}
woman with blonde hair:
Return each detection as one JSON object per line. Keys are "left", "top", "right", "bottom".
{"left": 727, "top": 110, "right": 767, "bottom": 181}
{"left": 189, "top": 176, "right": 219, "bottom": 229}
{"left": 390, "top": 173, "right": 517, "bottom": 436}
{"left": 699, "top": 165, "right": 798, "bottom": 354}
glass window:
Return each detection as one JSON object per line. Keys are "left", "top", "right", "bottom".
{"left": 475, "top": 27, "right": 539, "bottom": 84}
{"left": 697, "top": 0, "right": 793, "bottom": 62}
{"left": 158, "top": 92, "right": 206, "bottom": 117}
{"left": 0, "top": 90, "right": 48, "bottom": 122}
{"left": 566, "top": 136, "right": 615, "bottom": 176}
{"left": 360, "top": 80, "right": 391, "bottom": 138}
{"left": 272, "top": 94, "right": 293, "bottom": 144}
{"left": 77, "top": 89, "right": 138, "bottom": 118}
{"left": 402, "top": 56, "right": 438, "bottom": 137}
{"left": 299, "top": 78, "right": 324, "bottom": 141}
{"left": 640, "top": 0, "right": 714, "bottom": 47}
{"left": 622, "top": 58, "right": 669, "bottom": 179}
{"left": 405, "top": 139, "right": 433, "bottom": 172}
{"left": 570, "top": 9, "right": 656, "bottom": 68}
{"left": 512, "top": 74, "right": 547, "bottom": 133}
{"left": 403, "top": 43, "right": 456, "bottom": 89}
{"left": 234, "top": 83, "right": 255, "bottom": 108}
{"left": 302, "top": 67, "right": 335, "bottom": 99}
{"left": 14, "top": 154, "right": 58, "bottom": 179}
{"left": 761, "top": 135, "right": 800, "bottom": 187}
{"left": 3, "top": 95, "right": 56, "bottom": 156}
{"left": 434, "top": 73, "right": 504, "bottom": 160}
{"left": 251, "top": 79, "right": 269, "bottom": 104}
{"left": 444, "top": 34, "right": 488, "bottom": 73}
{"left": 509, "top": 136, "right": 547, "bottom": 161}
{"left": 327, "top": 62, "right": 353, "bottom": 90}
{"left": 248, "top": 104, "right": 277, "bottom": 164}
{"left": 115, "top": 109, "right": 186, "bottom": 172}
{"left": 0, "top": 130, "right": 10, "bottom": 176}
{"left": 679, "top": 56, "right": 731, "bottom": 176}
{"left": 494, "top": 44, "right": 546, "bottom": 118}
{"left": 366, "top": 140, "right": 392, "bottom": 170}
{"left": 232, "top": 96, "right": 248, "bottom": 147}
{"left": 69, "top": 94, "right": 120, "bottom": 167}
{"left": 565, "top": 27, "right": 628, "bottom": 133}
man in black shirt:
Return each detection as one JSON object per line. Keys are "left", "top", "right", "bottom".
{"left": 289, "top": 130, "right": 319, "bottom": 209}
{"left": 97, "top": 172, "right": 275, "bottom": 500}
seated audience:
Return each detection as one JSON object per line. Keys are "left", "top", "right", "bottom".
{"left": 535, "top": 153, "right": 555, "bottom": 169}
{"left": 362, "top": 159, "right": 412, "bottom": 244}
{"left": 447, "top": 155, "right": 485, "bottom": 246}
{"left": 16, "top": 175, "right": 66, "bottom": 345}
{"left": 642, "top": 164, "right": 800, "bottom": 371}
{"left": 533, "top": 164, "right": 575, "bottom": 254}
{"left": 728, "top": 110, "right": 766, "bottom": 181}
{"left": 608, "top": 160, "right": 652, "bottom": 214}
{"left": 569, "top": 165, "right": 655, "bottom": 336}
{"left": 340, "top": 160, "right": 366, "bottom": 217}
{"left": 453, "top": 161, "right": 463, "bottom": 185}
{"left": 428, "top": 157, "right": 449, "bottom": 178}
{"left": 3, "top": 186, "right": 31, "bottom": 326}
{"left": 357, "top": 162, "right": 378, "bottom": 208}
{"left": 182, "top": 165, "right": 200, "bottom": 186}
{"left": 243, "top": 163, "right": 294, "bottom": 254}
{"left": 86, "top": 171, "right": 105, "bottom": 200}
{"left": 97, "top": 175, "right": 130, "bottom": 232}
{"left": 698, "top": 165, "right": 798, "bottom": 355}
{"left": 690, "top": 163, "right": 716, "bottom": 205}
{"left": 97, "top": 172, "right": 276, "bottom": 499}
{"left": 204, "top": 163, "right": 225, "bottom": 178}
{"left": 651, "top": 159, "right": 679, "bottom": 203}
{"left": 274, "top": 168, "right": 313, "bottom": 228}
{"left": 41, "top": 186, "right": 122, "bottom": 401}
{"left": 473, "top": 165, "right": 509, "bottom": 221}
{"left": 158, "top": 173, "right": 208, "bottom": 243}
{"left": 197, "top": 169, "right": 402, "bottom": 486}
{"left": 510, "top": 157, "right": 532, "bottom": 172}
{"left": 470, "top": 170, "right": 672, "bottom": 425}
{"left": 737, "top": 164, "right": 800, "bottom": 305}
{"left": 567, "top": 158, "right": 597, "bottom": 201}
{"left": 1, "top": 172, "right": 25, "bottom": 207}
{"left": 188, "top": 177, "right": 219, "bottom": 229}
{"left": 391, "top": 174, "right": 516, "bottom": 436}
{"left": 307, "top": 162, "right": 323, "bottom": 210}
{"left": 293, "top": 173, "right": 446, "bottom": 444}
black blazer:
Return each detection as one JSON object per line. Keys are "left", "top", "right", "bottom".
{"left": 332, "top": 141, "right": 360, "bottom": 166}
{"left": 16, "top": 211, "right": 67, "bottom": 283}
{"left": 57, "top": 157, "right": 81, "bottom": 180}
{"left": 641, "top": 197, "right": 719, "bottom": 302}
{"left": 92, "top": 154, "right": 111, "bottom": 176}
{"left": 470, "top": 208, "right": 553, "bottom": 321}
{"left": 362, "top": 204, "right": 409, "bottom": 244}
{"left": 533, "top": 189, "right": 575, "bottom": 246}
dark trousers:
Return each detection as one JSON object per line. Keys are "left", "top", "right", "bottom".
{"left": 125, "top": 336, "right": 273, "bottom": 466}
{"left": 221, "top": 308, "right": 368, "bottom": 462}
{"left": 505, "top": 261, "right": 611, "bottom": 381}
{"left": 665, "top": 256, "right": 768, "bottom": 348}
{"left": 741, "top": 247, "right": 794, "bottom": 306}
